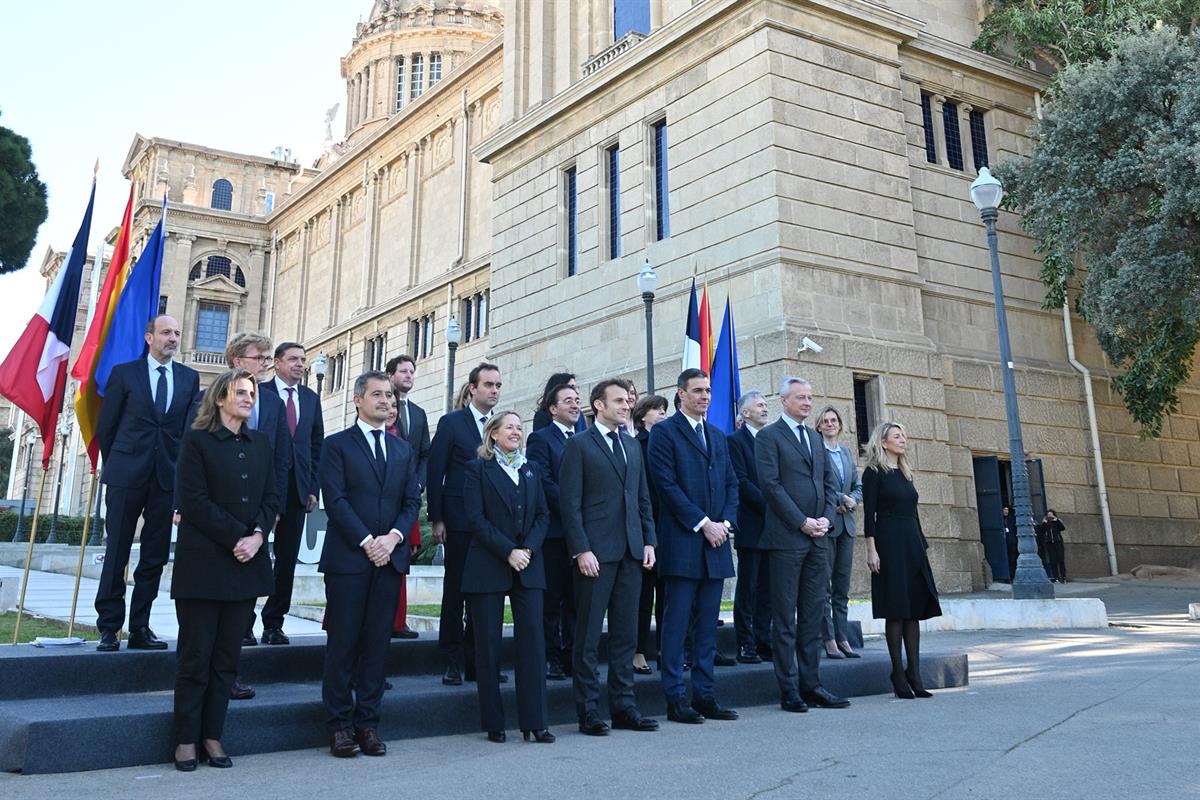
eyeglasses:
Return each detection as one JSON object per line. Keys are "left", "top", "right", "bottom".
{"left": 242, "top": 355, "right": 271, "bottom": 364}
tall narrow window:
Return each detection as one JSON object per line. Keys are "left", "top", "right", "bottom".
{"left": 411, "top": 54, "right": 424, "bottom": 100}
{"left": 461, "top": 297, "right": 474, "bottom": 343}
{"left": 476, "top": 291, "right": 488, "bottom": 339}
{"left": 157, "top": 295, "right": 168, "bottom": 316}
{"left": 395, "top": 56, "right": 406, "bottom": 111}
{"left": 564, "top": 167, "right": 578, "bottom": 277}
{"left": 410, "top": 319, "right": 422, "bottom": 360}
{"left": 853, "top": 375, "right": 881, "bottom": 453}
{"left": 422, "top": 313, "right": 433, "bottom": 358}
{"left": 606, "top": 145, "right": 621, "bottom": 259}
{"left": 652, "top": 120, "right": 670, "bottom": 240}
{"left": 942, "top": 100, "right": 964, "bottom": 171}
{"left": 920, "top": 93, "right": 937, "bottom": 164}
{"left": 195, "top": 302, "right": 230, "bottom": 352}
{"left": 429, "top": 53, "right": 443, "bottom": 86}
{"left": 211, "top": 179, "right": 233, "bottom": 211}
{"left": 614, "top": 0, "right": 651, "bottom": 39}
{"left": 969, "top": 109, "right": 989, "bottom": 171}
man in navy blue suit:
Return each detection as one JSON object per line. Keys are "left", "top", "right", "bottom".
{"left": 427, "top": 362, "right": 502, "bottom": 685}
{"left": 320, "top": 371, "right": 421, "bottom": 758}
{"left": 727, "top": 390, "right": 772, "bottom": 664}
{"left": 94, "top": 314, "right": 200, "bottom": 651}
{"left": 648, "top": 368, "right": 739, "bottom": 724}
{"left": 259, "top": 341, "right": 324, "bottom": 645}
{"left": 525, "top": 382, "right": 581, "bottom": 680}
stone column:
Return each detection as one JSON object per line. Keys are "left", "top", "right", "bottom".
{"left": 959, "top": 102, "right": 976, "bottom": 173}
{"left": 358, "top": 168, "right": 378, "bottom": 313}
{"left": 328, "top": 199, "right": 344, "bottom": 329}
{"left": 297, "top": 222, "right": 312, "bottom": 341}
{"left": 930, "top": 94, "right": 949, "bottom": 169}
{"left": 171, "top": 234, "right": 195, "bottom": 349}
{"left": 407, "top": 143, "right": 424, "bottom": 288}
{"left": 247, "top": 247, "right": 266, "bottom": 331}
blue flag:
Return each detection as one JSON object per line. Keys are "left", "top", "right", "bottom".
{"left": 708, "top": 299, "right": 741, "bottom": 435}
{"left": 95, "top": 198, "right": 166, "bottom": 395}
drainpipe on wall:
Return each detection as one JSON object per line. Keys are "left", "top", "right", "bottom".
{"left": 450, "top": 88, "right": 470, "bottom": 271}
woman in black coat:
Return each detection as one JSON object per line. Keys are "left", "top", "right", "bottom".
{"left": 172, "top": 369, "right": 278, "bottom": 770}
{"left": 862, "top": 421, "right": 941, "bottom": 700}
{"left": 461, "top": 411, "right": 553, "bottom": 743}
{"left": 632, "top": 394, "right": 668, "bottom": 674}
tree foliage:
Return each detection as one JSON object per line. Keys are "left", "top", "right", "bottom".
{"left": 995, "top": 28, "right": 1200, "bottom": 437}
{"left": 0, "top": 112, "right": 48, "bottom": 275}
{"left": 974, "top": 0, "right": 1200, "bottom": 75}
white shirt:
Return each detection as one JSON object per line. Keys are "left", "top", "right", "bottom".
{"left": 470, "top": 403, "right": 491, "bottom": 437}
{"left": 496, "top": 458, "right": 521, "bottom": 485}
{"left": 552, "top": 419, "right": 574, "bottom": 437}
{"left": 593, "top": 420, "right": 626, "bottom": 458}
{"left": 275, "top": 376, "right": 300, "bottom": 425}
{"left": 147, "top": 354, "right": 174, "bottom": 410}
{"left": 788, "top": 417, "right": 812, "bottom": 453}
{"left": 745, "top": 423, "right": 761, "bottom": 438}
{"left": 353, "top": 417, "right": 401, "bottom": 546}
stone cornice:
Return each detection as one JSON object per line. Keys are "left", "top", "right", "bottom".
{"left": 902, "top": 32, "right": 1050, "bottom": 93}
{"left": 121, "top": 134, "right": 310, "bottom": 178}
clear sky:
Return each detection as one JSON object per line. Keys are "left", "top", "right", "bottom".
{"left": 0, "top": 0, "right": 367, "bottom": 355}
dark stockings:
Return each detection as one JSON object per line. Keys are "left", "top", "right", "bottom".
{"left": 886, "top": 619, "right": 930, "bottom": 697}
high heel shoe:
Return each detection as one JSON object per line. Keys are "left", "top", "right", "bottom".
{"left": 837, "top": 642, "right": 861, "bottom": 659}
{"left": 905, "top": 668, "right": 933, "bottom": 698}
{"left": 522, "top": 729, "right": 556, "bottom": 743}
{"left": 890, "top": 670, "right": 915, "bottom": 699}
{"left": 201, "top": 745, "right": 233, "bottom": 768}
{"left": 487, "top": 731, "right": 507, "bottom": 743}
{"left": 174, "top": 755, "right": 198, "bottom": 772}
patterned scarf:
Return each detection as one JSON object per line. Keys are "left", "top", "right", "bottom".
{"left": 496, "top": 448, "right": 527, "bottom": 470}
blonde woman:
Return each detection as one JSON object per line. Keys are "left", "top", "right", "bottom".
{"left": 461, "top": 411, "right": 553, "bottom": 743}
{"left": 862, "top": 422, "right": 941, "bottom": 699}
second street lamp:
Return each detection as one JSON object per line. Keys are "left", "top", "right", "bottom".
{"left": 47, "top": 412, "right": 73, "bottom": 544}
{"left": 636, "top": 259, "right": 659, "bottom": 393}
{"left": 312, "top": 351, "right": 328, "bottom": 396}
{"left": 445, "top": 316, "right": 463, "bottom": 413}
{"left": 970, "top": 166, "right": 1054, "bottom": 600}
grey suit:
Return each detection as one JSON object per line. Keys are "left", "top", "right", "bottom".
{"left": 755, "top": 417, "right": 841, "bottom": 697}
{"left": 559, "top": 425, "right": 656, "bottom": 718}
{"left": 820, "top": 443, "right": 863, "bottom": 643}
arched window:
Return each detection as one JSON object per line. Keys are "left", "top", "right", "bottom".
{"left": 211, "top": 179, "right": 233, "bottom": 210}
{"left": 234, "top": 267, "right": 246, "bottom": 288}
{"left": 206, "top": 255, "right": 232, "bottom": 279}
{"left": 189, "top": 263, "right": 201, "bottom": 281}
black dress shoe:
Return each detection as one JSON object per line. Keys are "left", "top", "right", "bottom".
{"left": 802, "top": 686, "right": 850, "bottom": 709}
{"left": 391, "top": 626, "right": 419, "bottom": 639}
{"left": 486, "top": 730, "right": 506, "bottom": 743}
{"left": 757, "top": 645, "right": 773, "bottom": 660}
{"left": 443, "top": 665, "right": 463, "bottom": 686}
{"left": 824, "top": 646, "right": 845, "bottom": 660}
{"left": 692, "top": 696, "right": 738, "bottom": 720}
{"left": 229, "top": 679, "right": 255, "bottom": 700}
{"left": 837, "top": 642, "right": 861, "bottom": 659}
{"left": 522, "top": 728, "right": 556, "bottom": 743}
{"left": 682, "top": 661, "right": 692, "bottom": 672}
{"left": 355, "top": 727, "right": 387, "bottom": 755}
{"left": 201, "top": 746, "right": 232, "bottom": 769}
{"left": 666, "top": 700, "right": 705, "bottom": 724}
{"left": 97, "top": 631, "right": 119, "bottom": 652}
{"left": 261, "top": 628, "right": 289, "bottom": 645}
{"left": 330, "top": 730, "right": 360, "bottom": 758}
{"left": 714, "top": 652, "right": 737, "bottom": 667}
{"left": 736, "top": 646, "right": 762, "bottom": 664}
{"left": 780, "top": 695, "right": 809, "bottom": 713}
{"left": 498, "top": 672, "right": 509, "bottom": 684}
{"left": 546, "top": 661, "right": 568, "bottom": 680}
{"left": 633, "top": 663, "right": 653, "bottom": 675}
{"left": 611, "top": 710, "right": 659, "bottom": 731}
{"left": 383, "top": 680, "right": 393, "bottom": 690}
{"left": 578, "top": 712, "right": 610, "bottom": 736}
{"left": 127, "top": 628, "right": 167, "bottom": 650}
{"left": 174, "top": 753, "right": 198, "bottom": 772}
{"left": 242, "top": 632, "right": 258, "bottom": 647}
{"left": 905, "top": 668, "right": 933, "bottom": 698}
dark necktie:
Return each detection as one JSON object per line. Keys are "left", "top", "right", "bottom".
{"left": 694, "top": 420, "right": 707, "bottom": 452}
{"left": 371, "top": 429, "right": 385, "bottom": 470}
{"left": 564, "top": 429, "right": 573, "bottom": 438}
{"left": 608, "top": 431, "right": 626, "bottom": 470}
{"left": 285, "top": 387, "right": 298, "bottom": 436}
{"left": 398, "top": 400, "right": 409, "bottom": 440}
{"left": 154, "top": 366, "right": 168, "bottom": 416}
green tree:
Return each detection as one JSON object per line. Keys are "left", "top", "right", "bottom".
{"left": 994, "top": 28, "right": 1200, "bottom": 437}
{"left": 0, "top": 112, "right": 48, "bottom": 275}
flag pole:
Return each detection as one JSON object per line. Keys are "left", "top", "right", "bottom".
{"left": 67, "top": 472, "right": 99, "bottom": 637}
{"left": 11, "top": 466, "right": 51, "bottom": 644}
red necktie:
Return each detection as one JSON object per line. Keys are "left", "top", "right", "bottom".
{"left": 285, "top": 387, "right": 298, "bottom": 436}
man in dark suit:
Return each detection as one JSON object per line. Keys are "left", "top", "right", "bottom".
{"left": 559, "top": 378, "right": 658, "bottom": 736}
{"left": 648, "top": 369, "right": 739, "bottom": 724}
{"left": 755, "top": 377, "right": 849, "bottom": 712}
{"left": 427, "top": 362, "right": 502, "bottom": 685}
{"left": 94, "top": 314, "right": 200, "bottom": 651}
{"left": 728, "top": 390, "right": 772, "bottom": 664}
{"left": 386, "top": 354, "right": 430, "bottom": 639}
{"left": 320, "top": 371, "right": 421, "bottom": 758}
{"left": 259, "top": 341, "right": 324, "bottom": 644}
{"left": 525, "top": 382, "right": 581, "bottom": 681}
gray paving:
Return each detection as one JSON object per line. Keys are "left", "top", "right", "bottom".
{"left": 1, "top": 580, "right": 1196, "bottom": 797}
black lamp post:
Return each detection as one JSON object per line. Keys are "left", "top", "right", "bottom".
{"left": 12, "top": 429, "right": 38, "bottom": 543}
{"left": 312, "top": 352, "right": 328, "bottom": 396}
{"left": 445, "top": 317, "right": 462, "bottom": 414}
{"left": 970, "top": 166, "right": 1054, "bottom": 600}
{"left": 636, "top": 259, "right": 659, "bottom": 393}
{"left": 47, "top": 413, "right": 73, "bottom": 544}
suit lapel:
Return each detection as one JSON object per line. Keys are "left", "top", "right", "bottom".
{"left": 778, "top": 418, "right": 809, "bottom": 463}
{"left": 166, "top": 363, "right": 188, "bottom": 418}
{"left": 589, "top": 426, "right": 625, "bottom": 482}
{"left": 351, "top": 426, "right": 386, "bottom": 484}
{"left": 484, "top": 459, "right": 515, "bottom": 513}
{"left": 678, "top": 413, "right": 709, "bottom": 459}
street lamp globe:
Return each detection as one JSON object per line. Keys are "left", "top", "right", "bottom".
{"left": 636, "top": 259, "right": 659, "bottom": 297}
{"left": 312, "top": 352, "right": 327, "bottom": 378}
{"left": 970, "top": 166, "right": 1004, "bottom": 211}
{"left": 445, "top": 317, "right": 463, "bottom": 346}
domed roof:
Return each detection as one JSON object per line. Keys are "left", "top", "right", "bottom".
{"left": 366, "top": 0, "right": 499, "bottom": 26}
{"left": 357, "top": 0, "right": 501, "bottom": 41}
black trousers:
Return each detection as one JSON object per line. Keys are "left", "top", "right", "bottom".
{"left": 821, "top": 534, "right": 855, "bottom": 643}
{"left": 470, "top": 585, "right": 547, "bottom": 733}
{"left": 541, "top": 538, "right": 574, "bottom": 667}
{"left": 174, "top": 597, "right": 256, "bottom": 745}
{"left": 322, "top": 568, "right": 403, "bottom": 733}
{"left": 768, "top": 542, "right": 829, "bottom": 697}
{"left": 438, "top": 527, "right": 474, "bottom": 669}
{"left": 734, "top": 547, "right": 772, "bottom": 652}
{"left": 573, "top": 555, "right": 641, "bottom": 718}
{"left": 636, "top": 565, "right": 664, "bottom": 658}
{"left": 259, "top": 483, "right": 307, "bottom": 631}
{"left": 95, "top": 482, "right": 173, "bottom": 634}
{"left": 1046, "top": 541, "right": 1067, "bottom": 581}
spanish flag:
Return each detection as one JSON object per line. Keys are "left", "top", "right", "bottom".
{"left": 698, "top": 284, "right": 713, "bottom": 373}
{"left": 71, "top": 185, "right": 133, "bottom": 470}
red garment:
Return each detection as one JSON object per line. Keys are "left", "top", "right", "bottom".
{"left": 391, "top": 519, "right": 422, "bottom": 633}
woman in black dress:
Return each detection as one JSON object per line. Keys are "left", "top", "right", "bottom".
{"left": 461, "top": 411, "right": 554, "bottom": 743}
{"left": 172, "top": 369, "right": 278, "bottom": 769}
{"left": 862, "top": 421, "right": 941, "bottom": 699}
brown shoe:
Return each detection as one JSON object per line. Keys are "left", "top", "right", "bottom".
{"left": 330, "top": 729, "right": 360, "bottom": 758}
{"left": 354, "top": 728, "right": 387, "bottom": 756}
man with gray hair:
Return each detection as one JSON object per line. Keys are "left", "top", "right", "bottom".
{"left": 727, "top": 390, "right": 772, "bottom": 664}
{"left": 755, "top": 377, "right": 849, "bottom": 712}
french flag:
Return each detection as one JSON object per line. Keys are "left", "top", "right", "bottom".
{"left": 682, "top": 278, "right": 702, "bottom": 372}
{"left": 0, "top": 181, "right": 95, "bottom": 469}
